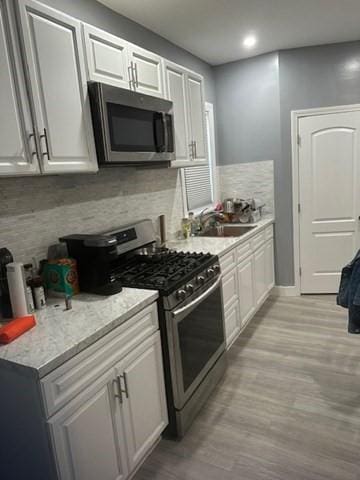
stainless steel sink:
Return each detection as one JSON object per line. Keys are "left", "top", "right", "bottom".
{"left": 200, "top": 225, "right": 256, "bottom": 237}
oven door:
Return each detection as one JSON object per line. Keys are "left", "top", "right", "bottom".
{"left": 94, "top": 82, "right": 175, "bottom": 163}
{"left": 166, "top": 276, "right": 225, "bottom": 410}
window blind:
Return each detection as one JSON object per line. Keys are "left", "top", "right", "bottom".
{"left": 184, "top": 164, "right": 213, "bottom": 211}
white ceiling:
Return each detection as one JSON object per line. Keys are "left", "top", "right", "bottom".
{"left": 97, "top": 0, "right": 360, "bottom": 65}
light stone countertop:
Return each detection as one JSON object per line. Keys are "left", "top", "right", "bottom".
{"left": 0, "top": 288, "right": 158, "bottom": 379}
{"left": 168, "top": 216, "right": 275, "bottom": 257}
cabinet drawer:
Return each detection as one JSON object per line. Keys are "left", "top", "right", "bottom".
{"left": 220, "top": 248, "right": 237, "bottom": 275}
{"left": 251, "top": 231, "right": 266, "bottom": 251}
{"left": 41, "top": 303, "right": 158, "bottom": 418}
{"left": 222, "top": 268, "right": 238, "bottom": 310}
{"left": 236, "top": 241, "right": 252, "bottom": 262}
{"left": 265, "top": 224, "right": 274, "bottom": 240}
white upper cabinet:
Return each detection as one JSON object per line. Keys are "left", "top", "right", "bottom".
{"left": 187, "top": 72, "right": 207, "bottom": 164}
{"left": 164, "top": 61, "right": 207, "bottom": 166}
{"left": 164, "top": 61, "right": 190, "bottom": 165}
{"left": 16, "top": 0, "right": 97, "bottom": 174}
{"left": 128, "top": 44, "right": 165, "bottom": 98}
{"left": 83, "top": 24, "right": 131, "bottom": 90}
{"left": 0, "top": 0, "right": 39, "bottom": 175}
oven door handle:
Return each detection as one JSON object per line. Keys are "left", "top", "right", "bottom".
{"left": 172, "top": 275, "right": 222, "bottom": 318}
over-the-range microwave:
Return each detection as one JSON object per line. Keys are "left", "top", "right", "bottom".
{"left": 88, "top": 82, "right": 175, "bottom": 166}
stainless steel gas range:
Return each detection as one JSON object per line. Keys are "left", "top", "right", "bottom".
{"left": 61, "top": 219, "right": 226, "bottom": 438}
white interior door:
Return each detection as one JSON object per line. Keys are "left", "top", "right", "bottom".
{"left": 299, "top": 111, "right": 360, "bottom": 293}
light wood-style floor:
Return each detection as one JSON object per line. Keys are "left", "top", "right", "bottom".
{"left": 134, "top": 295, "right": 360, "bottom": 480}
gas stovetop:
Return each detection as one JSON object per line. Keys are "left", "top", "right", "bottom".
{"left": 112, "top": 250, "right": 218, "bottom": 295}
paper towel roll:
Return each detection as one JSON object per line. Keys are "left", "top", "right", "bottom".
{"left": 6, "top": 263, "right": 29, "bottom": 318}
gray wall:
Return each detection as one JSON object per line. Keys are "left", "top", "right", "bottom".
{"left": 214, "top": 42, "right": 360, "bottom": 286}
{"left": 41, "top": 0, "right": 215, "bottom": 102}
{"left": 278, "top": 41, "right": 360, "bottom": 285}
{"left": 214, "top": 52, "right": 281, "bottom": 166}
{"left": 214, "top": 52, "right": 282, "bottom": 283}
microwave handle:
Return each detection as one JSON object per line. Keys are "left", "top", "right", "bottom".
{"left": 154, "top": 113, "right": 165, "bottom": 152}
{"left": 162, "top": 113, "right": 169, "bottom": 153}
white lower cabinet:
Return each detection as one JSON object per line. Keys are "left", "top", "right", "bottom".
{"left": 254, "top": 245, "right": 267, "bottom": 306}
{"left": 237, "top": 256, "right": 255, "bottom": 328}
{"left": 265, "top": 238, "right": 275, "bottom": 292}
{"left": 49, "top": 370, "right": 128, "bottom": 480}
{"left": 223, "top": 299, "right": 241, "bottom": 348}
{"left": 46, "top": 307, "right": 167, "bottom": 480}
{"left": 221, "top": 224, "right": 275, "bottom": 348}
{"left": 116, "top": 333, "right": 168, "bottom": 471}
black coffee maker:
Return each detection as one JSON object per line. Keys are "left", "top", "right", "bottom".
{"left": 0, "top": 248, "right": 13, "bottom": 319}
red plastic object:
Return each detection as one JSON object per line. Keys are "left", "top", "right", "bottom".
{"left": 0, "top": 315, "right": 36, "bottom": 344}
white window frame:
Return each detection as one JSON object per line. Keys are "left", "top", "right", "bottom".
{"left": 181, "top": 102, "right": 218, "bottom": 216}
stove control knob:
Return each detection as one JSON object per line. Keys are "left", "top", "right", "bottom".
{"left": 185, "top": 283, "right": 194, "bottom": 294}
{"left": 207, "top": 268, "right": 215, "bottom": 276}
{"left": 176, "top": 289, "right": 187, "bottom": 300}
{"left": 213, "top": 264, "right": 220, "bottom": 274}
{"left": 197, "top": 275, "right": 205, "bottom": 285}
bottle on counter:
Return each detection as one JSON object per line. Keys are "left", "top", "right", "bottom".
{"left": 31, "top": 276, "right": 46, "bottom": 310}
{"left": 24, "top": 264, "right": 35, "bottom": 313}
{"left": 25, "top": 259, "right": 47, "bottom": 310}
{"left": 181, "top": 218, "right": 191, "bottom": 239}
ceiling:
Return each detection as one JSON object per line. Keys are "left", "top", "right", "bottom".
{"left": 97, "top": 0, "right": 360, "bottom": 65}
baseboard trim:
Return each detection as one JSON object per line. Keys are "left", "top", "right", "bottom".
{"left": 271, "top": 286, "right": 299, "bottom": 297}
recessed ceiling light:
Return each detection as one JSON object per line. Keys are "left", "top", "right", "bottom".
{"left": 243, "top": 35, "right": 257, "bottom": 48}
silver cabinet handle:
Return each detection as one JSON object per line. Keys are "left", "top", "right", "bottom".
{"left": 134, "top": 63, "right": 139, "bottom": 88}
{"left": 193, "top": 140, "right": 197, "bottom": 159}
{"left": 189, "top": 142, "right": 193, "bottom": 160}
{"left": 119, "top": 373, "right": 129, "bottom": 398}
{"left": 39, "top": 128, "right": 50, "bottom": 159}
{"left": 28, "top": 131, "right": 38, "bottom": 162}
{"left": 128, "top": 64, "right": 134, "bottom": 89}
{"left": 113, "top": 378, "right": 123, "bottom": 404}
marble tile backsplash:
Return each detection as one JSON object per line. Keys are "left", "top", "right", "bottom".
{"left": 218, "top": 160, "right": 274, "bottom": 215}
{"left": 1, "top": 160, "right": 274, "bottom": 265}
{"left": 0, "top": 168, "right": 184, "bottom": 264}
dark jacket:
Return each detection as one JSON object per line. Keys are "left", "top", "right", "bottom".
{"left": 337, "top": 250, "right": 360, "bottom": 333}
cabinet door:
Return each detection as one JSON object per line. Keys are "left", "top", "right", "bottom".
{"left": 164, "top": 61, "right": 191, "bottom": 165}
{"left": 48, "top": 371, "right": 128, "bottom": 480}
{"left": 117, "top": 332, "right": 168, "bottom": 471}
{"left": 237, "top": 256, "right": 256, "bottom": 327}
{"left": 17, "top": 0, "right": 98, "bottom": 174}
{"left": 128, "top": 44, "right": 165, "bottom": 98}
{"left": 265, "top": 238, "right": 275, "bottom": 293}
{"left": 0, "top": 0, "right": 39, "bottom": 175}
{"left": 83, "top": 24, "right": 131, "bottom": 90}
{"left": 254, "top": 246, "right": 267, "bottom": 306}
{"left": 224, "top": 299, "right": 241, "bottom": 349}
{"left": 222, "top": 267, "right": 238, "bottom": 311}
{"left": 186, "top": 72, "right": 207, "bottom": 164}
